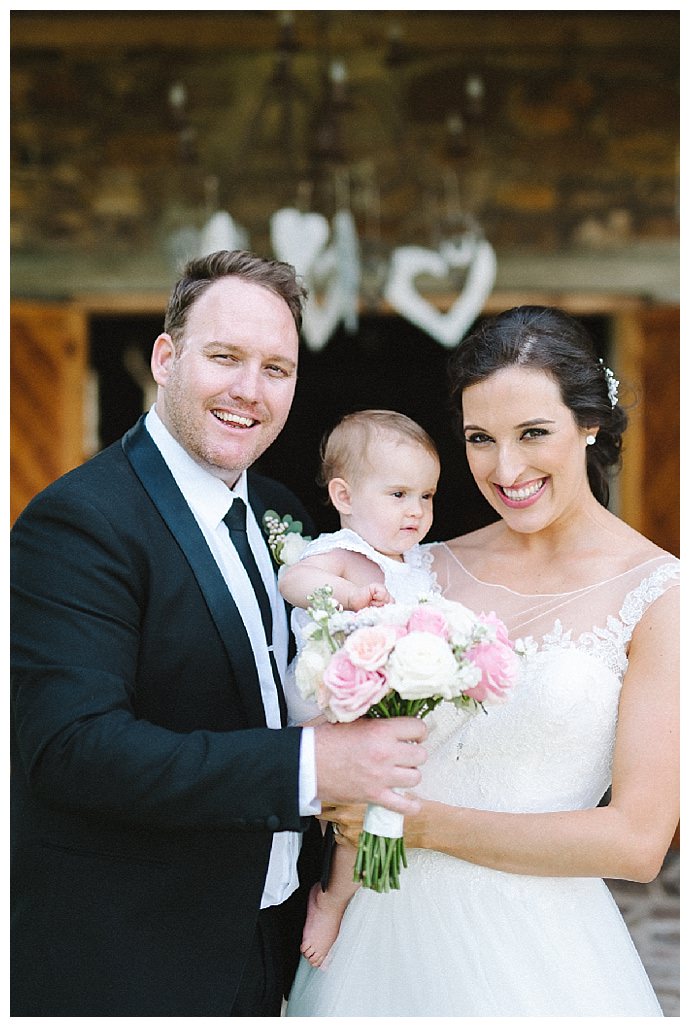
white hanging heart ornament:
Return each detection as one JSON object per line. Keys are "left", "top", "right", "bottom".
{"left": 383, "top": 236, "right": 497, "bottom": 348}
{"left": 270, "top": 207, "right": 362, "bottom": 351}
{"left": 269, "top": 208, "right": 330, "bottom": 278}
{"left": 300, "top": 246, "right": 345, "bottom": 351}
{"left": 198, "top": 211, "right": 249, "bottom": 256}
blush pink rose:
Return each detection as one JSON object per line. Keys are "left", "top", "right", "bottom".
{"left": 322, "top": 650, "right": 390, "bottom": 722}
{"left": 344, "top": 625, "right": 399, "bottom": 670}
{"left": 463, "top": 612, "right": 519, "bottom": 705}
{"left": 406, "top": 606, "right": 450, "bottom": 639}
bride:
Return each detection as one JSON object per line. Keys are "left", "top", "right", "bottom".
{"left": 286, "top": 305, "right": 679, "bottom": 1017}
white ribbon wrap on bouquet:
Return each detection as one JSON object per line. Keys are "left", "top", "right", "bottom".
{"left": 363, "top": 803, "right": 404, "bottom": 839}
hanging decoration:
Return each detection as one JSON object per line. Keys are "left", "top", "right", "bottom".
{"left": 270, "top": 205, "right": 361, "bottom": 351}
{"left": 198, "top": 210, "right": 249, "bottom": 257}
{"left": 383, "top": 233, "right": 496, "bottom": 349}
{"left": 270, "top": 207, "right": 330, "bottom": 277}
{"left": 162, "top": 13, "right": 495, "bottom": 352}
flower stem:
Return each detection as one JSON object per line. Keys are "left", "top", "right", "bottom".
{"left": 354, "top": 831, "right": 407, "bottom": 892}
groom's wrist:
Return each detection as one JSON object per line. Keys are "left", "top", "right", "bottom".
{"left": 298, "top": 726, "right": 321, "bottom": 815}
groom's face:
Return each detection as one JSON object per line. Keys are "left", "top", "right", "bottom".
{"left": 151, "top": 276, "right": 299, "bottom": 487}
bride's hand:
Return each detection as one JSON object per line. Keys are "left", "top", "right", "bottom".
{"left": 320, "top": 797, "right": 439, "bottom": 850}
{"left": 319, "top": 803, "right": 366, "bottom": 847}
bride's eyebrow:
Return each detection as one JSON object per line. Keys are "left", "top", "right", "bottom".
{"left": 517, "top": 419, "right": 557, "bottom": 428}
{"left": 463, "top": 418, "right": 557, "bottom": 431}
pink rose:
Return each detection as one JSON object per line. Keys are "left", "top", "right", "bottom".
{"left": 463, "top": 612, "right": 519, "bottom": 705}
{"left": 323, "top": 650, "right": 390, "bottom": 722}
{"left": 344, "top": 624, "right": 399, "bottom": 670}
{"left": 406, "top": 606, "right": 450, "bottom": 639}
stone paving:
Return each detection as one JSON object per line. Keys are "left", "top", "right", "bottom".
{"left": 607, "top": 848, "right": 680, "bottom": 1017}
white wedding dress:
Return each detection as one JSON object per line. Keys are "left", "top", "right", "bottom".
{"left": 287, "top": 545, "right": 679, "bottom": 1017}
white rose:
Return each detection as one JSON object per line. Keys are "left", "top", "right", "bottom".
{"left": 436, "top": 597, "right": 478, "bottom": 645}
{"left": 362, "top": 603, "right": 410, "bottom": 629}
{"left": 388, "top": 631, "right": 462, "bottom": 700}
{"left": 280, "top": 533, "right": 309, "bottom": 566}
{"left": 294, "top": 645, "right": 330, "bottom": 702}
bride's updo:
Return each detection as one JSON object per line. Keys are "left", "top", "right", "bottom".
{"left": 448, "top": 305, "right": 628, "bottom": 508}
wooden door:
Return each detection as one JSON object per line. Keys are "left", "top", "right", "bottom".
{"left": 637, "top": 306, "right": 680, "bottom": 558}
{"left": 10, "top": 300, "right": 87, "bottom": 524}
{"left": 615, "top": 305, "right": 680, "bottom": 557}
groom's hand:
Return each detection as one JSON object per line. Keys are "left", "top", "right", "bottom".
{"left": 313, "top": 717, "right": 427, "bottom": 815}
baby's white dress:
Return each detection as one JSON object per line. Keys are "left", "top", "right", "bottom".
{"left": 287, "top": 546, "right": 679, "bottom": 1017}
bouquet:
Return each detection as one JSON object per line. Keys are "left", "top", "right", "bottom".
{"left": 294, "top": 587, "right": 519, "bottom": 892}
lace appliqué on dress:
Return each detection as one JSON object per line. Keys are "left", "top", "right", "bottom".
{"left": 521, "top": 562, "right": 680, "bottom": 679}
{"left": 408, "top": 543, "right": 440, "bottom": 593}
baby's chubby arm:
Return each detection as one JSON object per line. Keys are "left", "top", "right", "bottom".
{"left": 279, "top": 549, "right": 393, "bottom": 612}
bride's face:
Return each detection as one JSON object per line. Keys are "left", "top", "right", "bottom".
{"left": 461, "top": 366, "right": 597, "bottom": 534}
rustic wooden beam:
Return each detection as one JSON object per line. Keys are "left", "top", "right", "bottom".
{"left": 69, "top": 289, "right": 646, "bottom": 318}
{"left": 10, "top": 11, "right": 678, "bottom": 53}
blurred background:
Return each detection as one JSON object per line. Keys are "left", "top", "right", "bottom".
{"left": 10, "top": 9, "right": 678, "bottom": 554}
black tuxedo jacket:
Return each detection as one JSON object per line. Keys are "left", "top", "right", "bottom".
{"left": 10, "top": 416, "right": 319, "bottom": 1016}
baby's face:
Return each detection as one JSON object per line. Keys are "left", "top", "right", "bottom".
{"left": 346, "top": 438, "right": 440, "bottom": 559}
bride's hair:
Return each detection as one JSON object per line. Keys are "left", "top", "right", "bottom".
{"left": 447, "top": 305, "right": 628, "bottom": 507}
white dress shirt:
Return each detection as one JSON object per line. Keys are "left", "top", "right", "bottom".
{"left": 145, "top": 407, "right": 318, "bottom": 907}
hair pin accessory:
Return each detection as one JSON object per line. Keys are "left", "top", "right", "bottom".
{"left": 599, "top": 359, "right": 619, "bottom": 408}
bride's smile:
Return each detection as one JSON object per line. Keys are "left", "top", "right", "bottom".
{"left": 496, "top": 476, "right": 546, "bottom": 507}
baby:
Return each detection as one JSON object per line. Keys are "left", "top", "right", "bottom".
{"left": 280, "top": 409, "right": 441, "bottom": 966}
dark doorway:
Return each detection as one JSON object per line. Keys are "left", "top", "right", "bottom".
{"left": 90, "top": 314, "right": 162, "bottom": 449}
{"left": 255, "top": 314, "right": 498, "bottom": 540}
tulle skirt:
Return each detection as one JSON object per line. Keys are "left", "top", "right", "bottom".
{"left": 286, "top": 849, "right": 662, "bottom": 1017}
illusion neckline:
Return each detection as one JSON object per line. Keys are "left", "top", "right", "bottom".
{"left": 435, "top": 543, "right": 669, "bottom": 599}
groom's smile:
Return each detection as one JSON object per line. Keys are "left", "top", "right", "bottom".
{"left": 211, "top": 409, "right": 258, "bottom": 429}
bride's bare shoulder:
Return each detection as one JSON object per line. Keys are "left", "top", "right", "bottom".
{"left": 590, "top": 509, "right": 677, "bottom": 570}
{"left": 438, "top": 523, "right": 503, "bottom": 561}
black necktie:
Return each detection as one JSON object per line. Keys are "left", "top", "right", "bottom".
{"left": 224, "top": 498, "right": 288, "bottom": 726}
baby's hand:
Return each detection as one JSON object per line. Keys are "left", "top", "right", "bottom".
{"left": 347, "top": 582, "right": 393, "bottom": 611}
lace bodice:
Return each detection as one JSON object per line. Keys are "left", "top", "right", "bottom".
{"left": 417, "top": 545, "right": 679, "bottom": 816}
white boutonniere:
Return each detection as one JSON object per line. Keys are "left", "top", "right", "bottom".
{"left": 262, "top": 510, "right": 311, "bottom": 570}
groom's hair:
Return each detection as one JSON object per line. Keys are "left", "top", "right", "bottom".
{"left": 319, "top": 409, "right": 440, "bottom": 492}
{"left": 163, "top": 249, "right": 308, "bottom": 346}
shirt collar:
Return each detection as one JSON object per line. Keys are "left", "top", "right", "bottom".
{"left": 145, "top": 406, "right": 248, "bottom": 529}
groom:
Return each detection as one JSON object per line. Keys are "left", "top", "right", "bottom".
{"left": 10, "top": 249, "right": 427, "bottom": 1016}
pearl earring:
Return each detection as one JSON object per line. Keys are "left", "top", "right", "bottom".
{"left": 586, "top": 434, "right": 596, "bottom": 446}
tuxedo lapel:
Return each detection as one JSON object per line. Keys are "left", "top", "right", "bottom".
{"left": 247, "top": 485, "right": 298, "bottom": 664}
{"left": 122, "top": 417, "right": 267, "bottom": 728}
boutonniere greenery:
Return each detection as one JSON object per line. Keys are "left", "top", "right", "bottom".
{"left": 262, "top": 510, "right": 311, "bottom": 570}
